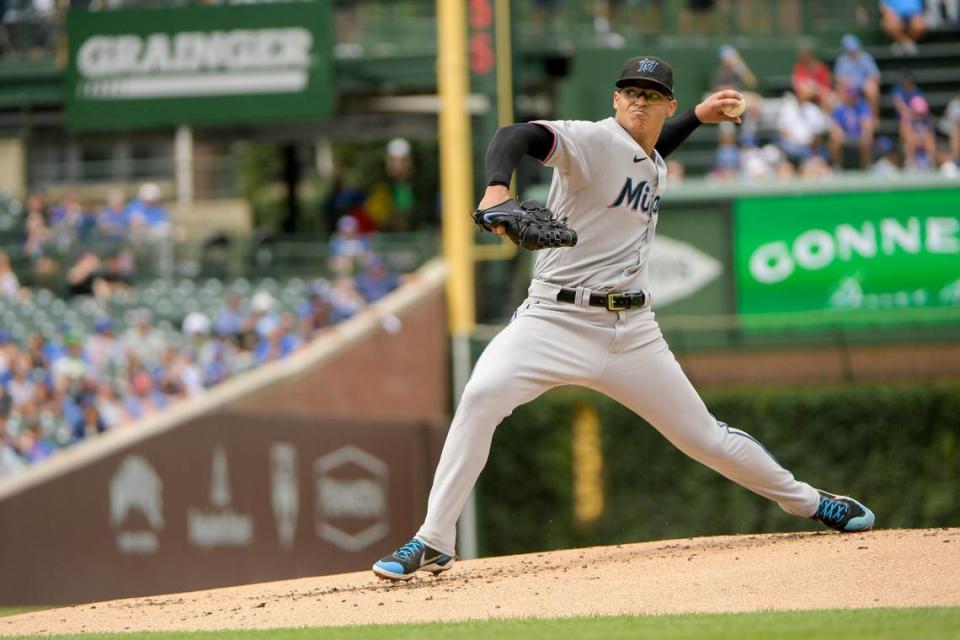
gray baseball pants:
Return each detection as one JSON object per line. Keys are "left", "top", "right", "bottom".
{"left": 416, "top": 279, "right": 821, "bottom": 556}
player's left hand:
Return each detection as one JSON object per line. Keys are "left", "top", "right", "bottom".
{"left": 472, "top": 199, "right": 578, "bottom": 250}
{"left": 694, "top": 90, "right": 744, "bottom": 124}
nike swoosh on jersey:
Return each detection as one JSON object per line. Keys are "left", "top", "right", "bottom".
{"left": 633, "top": 155, "right": 647, "bottom": 163}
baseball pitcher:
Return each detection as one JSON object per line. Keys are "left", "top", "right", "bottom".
{"left": 373, "top": 55, "right": 874, "bottom": 581}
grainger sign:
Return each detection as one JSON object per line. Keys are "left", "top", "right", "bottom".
{"left": 66, "top": 2, "right": 334, "bottom": 130}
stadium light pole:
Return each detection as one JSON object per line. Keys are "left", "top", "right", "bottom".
{"left": 438, "top": 0, "right": 478, "bottom": 558}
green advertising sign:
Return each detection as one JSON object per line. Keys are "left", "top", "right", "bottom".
{"left": 66, "top": 2, "right": 334, "bottom": 130}
{"left": 734, "top": 189, "right": 960, "bottom": 322}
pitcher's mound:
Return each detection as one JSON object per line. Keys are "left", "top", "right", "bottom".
{"left": 4, "top": 528, "right": 960, "bottom": 636}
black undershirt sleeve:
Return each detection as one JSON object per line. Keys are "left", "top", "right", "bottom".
{"left": 484, "top": 123, "right": 555, "bottom": 186}
{"left": 655, "top": 108, "right": 703, "bottom": 159}
{"left": 485, "top": 112, "right": 699, "bottom": 185}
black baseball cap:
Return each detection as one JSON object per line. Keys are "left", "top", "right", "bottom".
{"left": 615, "top": 56, "right": 674, "bottom": 98}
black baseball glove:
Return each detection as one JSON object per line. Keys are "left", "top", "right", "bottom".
{"left": 472, "top": 199, "right": 577, "bottom": 251}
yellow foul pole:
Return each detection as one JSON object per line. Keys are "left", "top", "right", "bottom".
{"left": 438, "top": 0, "right": 478, "bottom": 559}
{"left": 495, "top": 0, "right": 514, "bottom": 131}
{"left": 438, "top": 0, "right": 476, "bottom": 338}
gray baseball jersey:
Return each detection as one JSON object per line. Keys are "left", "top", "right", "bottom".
{"left": 532, "top": 117, "right": 667, "bottom": 293}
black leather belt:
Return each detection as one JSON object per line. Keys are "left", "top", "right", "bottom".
{"left": 556, "top": 287, "right": 646, "bottom": 311}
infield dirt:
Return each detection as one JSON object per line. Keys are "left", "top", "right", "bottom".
{"left": 4, "top": 528, "right": 959, "bottom": 637}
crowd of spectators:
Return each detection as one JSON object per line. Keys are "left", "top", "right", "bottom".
{"left": 18, "top": 182, "right": 172, "bottom": 297}
{"left": 0, "top": 238, "right": 404, "bottom": 478}
{"left": 1, "top": 167, "right": 408, "bottom": 478}
{"left": 708, "top": 27, "right": 960, "bottom": 182}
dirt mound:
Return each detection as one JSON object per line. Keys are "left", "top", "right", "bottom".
{"left": 4, "top": 528, "right": 959, "bottom": 636}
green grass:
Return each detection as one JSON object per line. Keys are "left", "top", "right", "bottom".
{"left": 0, "top": 608, "right": 44, "bottom": 618}
{"left": 3, "top": 607, "right": 959, "bottom": 639}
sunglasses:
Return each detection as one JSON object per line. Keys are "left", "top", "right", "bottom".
{"left": 618, "top": 87, "right": 669, "bottom": 103}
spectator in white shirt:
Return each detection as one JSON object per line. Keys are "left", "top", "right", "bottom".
{"left": 777, "top": 85, "right": 829, "bottom": 165}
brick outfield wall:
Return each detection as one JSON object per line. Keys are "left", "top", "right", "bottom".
{"left": 237, "top": 283, "right": 448, "bottom": 422}
{"left": 0, "top": 269, "right": 450, "bottom": 606}
{"left": 678, "top": 343, "right": 960, "bottom": 388}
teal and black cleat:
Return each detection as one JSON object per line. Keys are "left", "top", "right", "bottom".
{"left": 372, "top": 538, "right": 455, "bottom": 581}
{"left": 812, "top": 490, "right": 875, "bottom": 532}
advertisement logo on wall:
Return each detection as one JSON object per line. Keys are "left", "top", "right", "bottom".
{"left": 270, "top": 442, "right": 299, "bottom": 550}
{"left": 314, "top": 446, "right": 389, "bottom": 552}
{"left": 187, "top": 446, "right": 254, "bottom": 549}
{"left": 735, "top": 189, "right": 960, "bottom": 319}
{"left": 648, "top": 235, "right": 723, "bottom": 307}
{"left": 110, "top": 455, "right": 164, "bottom": 555}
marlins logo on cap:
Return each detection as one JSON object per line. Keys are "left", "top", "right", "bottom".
{"left": 636, "top": 58, "right": 659, "bottom": 73}
{"left": 616, "top": 55, "right": 674, "bottom": 98}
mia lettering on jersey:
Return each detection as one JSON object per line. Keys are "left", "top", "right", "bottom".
{"left": 608, "top": 177, "right": 661, "bottom": 215}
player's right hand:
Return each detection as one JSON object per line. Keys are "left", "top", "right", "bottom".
{"left": 695, "top": 90, "right": 744, "bottom": 124}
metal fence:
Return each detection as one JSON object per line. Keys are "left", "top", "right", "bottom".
{"left": 3, "top": 230, "right": 439, "bottom": 297}
{"left": 28, "top": 154, "right": 238, "bottom": 200}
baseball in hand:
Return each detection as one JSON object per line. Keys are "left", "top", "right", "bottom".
{"left": 722, "top": 98, "right": 745, "bottom": 118}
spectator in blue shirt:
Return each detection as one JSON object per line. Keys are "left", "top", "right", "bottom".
{"left": 903, "top": 95, "right": 937, "bottom": 170}
{"left": 892, "top": 71, "right": 924, "bottom": 117}
{"left": 97, "top": 189, "right": 131, "bottom": 241}
{"left": 830, "top": 84, "right": 876, "bottom": 169}
{"left": 254, "top": 314, "right": 301, "bottom": 364}
{"left": 17, "top": 423, "right": 54, "bottom": 464}
{"left": 125, "top": 182, "right": 169, "bottom": 231}
{"left": 72, "top": 404, "right": 106, "bottom": 442}
{"left": 41, "top": 328, "right": 68, "bottom": 365}
{"left": 355, "top": 257, "right": 402, "bottom": 303}
{"left": 329, "top": 215, "right": 371, "bottom": 277}
{"left": 49, "top": 193, "right": 92, "bottom": 248}
{"left": 834, "top": 34, "right": 880, "bottom": 117}
{"left": 329, "top": 277, "right": 366, "bottom": 324}
{"left": 892, "top": 71, "right": 926, "bottom": 141}
{"left": 880, "top": 0, "right": 926, "bottom": 56}
{"left": 711, "top": 126, "right": 741, "bottom": 181}
{"left": 213, "top": 292, "right": 248, "bottom": 342}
